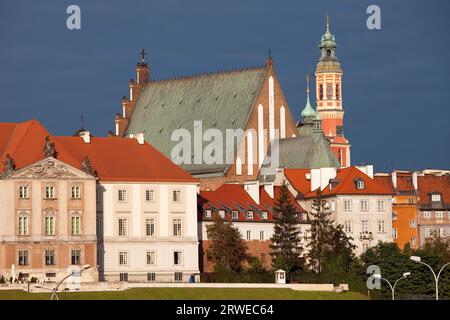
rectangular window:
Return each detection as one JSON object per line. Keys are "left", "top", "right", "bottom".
{"left": 260, "top": 231, "right": 265, "bottom": 241}
{"left": 145, "top": 189, "right": 154, "bottom": 202}
{"left": 218, "top": 210, "right": 225, "bottom": 219}
{"left": 119, "top": 251, "right": 128, "bottom": 266}
{"left": 118, "top": 218, "right": 128, "bottom": 236}
{"left": 172, "top": 190, "right": 181, "bottom": 202}
{"left": 408, "top": 197, "right": 414, "bottom": 204}
{"left": 45, "top": 186, "right": 55, "bottom": 199}
{"left": 174, "top": 272, "right": 183, "bottom": 282}
{"left": 423, "top": 211, "right": 432, "bottom": 219}
{"left": 18, "top": 250, "right": 29, "bottom": 266}
{"left": 246, "top": 230, "right": 251, "bottom": 240}
{"left": 19, "top": 186, "right": 29, "bottom": 199}
{"left": 326, "top": 83, "right": 333, "bottom": 99}
{"left": 378, "top": 220, "right": 385, "bottom": 233}
{"left": 362, "top": 243, "right": 370, "bottom": 253}
{"left": 71, "top": 186, "right": 81, "bottom": 199}
{"left": 119, "top": 273, "right": 128, "bottom": 282}
{"left": 261, "top": 212, "right": 268, "bottom": 220}
{"left": 411, "top": 237, "right": 417, "bottom": 247}
{"left": 232, "top": 211, "right": 239, "bottom": 220}
{"left": 361, "top": 220, "right": 369, "bottom": 233}
{"left": 344, "top": 200, "right": 352, "bottom": 211}
{"left": 436, "top": 211, "right": 444, "bottom": 220}
{"left": 431, "top": 194, "right": 441, "bottom": 202}
{"left": 71, "top": 216, "right": 81, "bottom": 236}
{"left": 147, "top": 273, "right": 156, "bottom": 282}
{"left": 45, "top": 216, "right": 56, "bottom": 236}
{"left": 174, "top": 251, "right": 183, "bottom": 265}
{"left": 425, "top": 228, "right": 434, "bottom": 238}
{"left": 146, "top": 251, "right": 156, "bottom": 265}
{"left": 145, "top": 218, "right": 155, "bottom": 237}
{"left": 409, "top": 220, "right": 417, "bottom": 228}
{"left": 204, "top": 210, "right": 212, "bottom": 219}
{"left": 377, "top": 200, "right": 385, "bottom": 212}
{"left": 246, "top": 211, "right": 254, "bottom": 220}
{"left": 118, "top": 189, "right": 127, "bottom": 202}
{"left": 45, "top": 250, "right": 55, "bottom": 266}
{"left": 344, "top": 220, "right": 352, "bottom": 233}
{"left": 360, "top": 200, "right": 369, "bottom": 212}
{"left": 357, "top": 180, "right": 365, "bottom": 190}
{"left": 71, "top": 249, "right": 81, "bottom": 265}
{"left": 392, "top": 228, "right": 398, "bottom": 239}
{"left": 392, "top": 212, "right": 398, "bottom": 221}
{"left": 18, "top": 216, "right": 29, "bottom": 236}
{"left": 173, "top": 219, "right": 182, "bottom": 236}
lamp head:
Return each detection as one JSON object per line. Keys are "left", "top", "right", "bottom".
{"left": 403, "top": 272, "right": 411, "bottom": 277}
{"left": 374, "top": 274, "right": 381, "bottom": 279}
{"left": 410, "top": 256, "right": 421, "bottom": 262}
{"left": 81, "top": 264, "right": 91, "bottom": 271}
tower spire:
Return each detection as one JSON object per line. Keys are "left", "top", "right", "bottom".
{"left": 301, "top": 74, "right": 316, "bottom": 121}
{"left": 326, "top": 14, "right": 330, "bottom": 32}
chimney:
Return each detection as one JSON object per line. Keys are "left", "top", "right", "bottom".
{"left": 263, "top": 183, "right": 274, "bottom": 198}
{"left": 412, "top": 172, "right": 418, "bottom": 190}
{"left": 391, "top": 171, "right": 397, "bottom": 189}
{"left": 310, "top": 167, "right": 337, "bottom": 191}
{"left": 79, "top": 130, "right": 91, "bottom": 144}
{"left": 244, "top": 181, "right": 260, "bottom": 204}
{"left": 135, "top": 132, "right": 145, "bottom": 145}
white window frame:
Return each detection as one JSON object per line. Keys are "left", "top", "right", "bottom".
{"left": 71, "top": 215, "right": 81, "bottom": 236}
{"left": 119, "top": 251, "right": 129, "bottom": 266}
{"left": 360, "top": 200, "right": 369, "bottom": 212}
{"left": 18, "top": 215, "right": 29, "bottom": 236}
{"left": 409, "top": 219, "right": 417, "bottom": 228}
{"left": 232, "top": 211, "right": 239, "bottom": 220}
{"left": 378, "top": 220, "right": 385, "bottom": 233}
{"left": 246, "top": 230, "right": 251, "bottom": 240}
{"left": 431, "top": 194, "right": 441, "bottom": 202}
{"left": 45, "top": 216, "right": 56, "bottom": 236}
{"left": 118, "top": 218, "right": 128, "bottom": 237}
{"left": 246, "top": 211, "right": 254, "bottom": 220}
{"left": 218, "top": 210, "right": 225, "bottom": 219}
{"left": 261, "top": 212, "right": 268, "bottom": 220}
{"left": 259, "top": 230, "right": 265, "bottom": 241}
{"left": 173, "top": 251, "right": 183, "bottom": 266}
{"left": 377, "top": 200, "right": 385, "bottom": 212}
{"left": 45, "top": 186, "right": 55, "bottom": 199}
{"left": 344, "top": 200, "right": 352, "bottom": 211}
{"left": 172, "top": 190, "right": 182, "bottom": 202}
{"left": 173, "top": 218, "right": 182, "bottom": 237}
{"left": 118, "top": 189, "right": 127, "bottom": 202}
{"left": 19, "top": 185, "right": 29, "bottom": 199}
{"left": 145, "top": 218, "right": 155, "bottom": 237}
{"left": 344, "top": 220, "right": 352, "bottom": 233}
{"left": 71, "top": 186, "right": 81, "bottom": 199}
{"left": 204, "top": 210, "right": 212, "bottom": 219}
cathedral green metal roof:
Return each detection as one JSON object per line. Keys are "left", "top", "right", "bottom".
{"left": 126, "top": 66, "right": 268, "bottom": 175}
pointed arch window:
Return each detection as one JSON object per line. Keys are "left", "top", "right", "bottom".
{"left": 327, "top": 83, "right": 333, "bottom": 99}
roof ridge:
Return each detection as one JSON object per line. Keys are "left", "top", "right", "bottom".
{"left": 149, "top": 64, "right": 267, "bottom": 83}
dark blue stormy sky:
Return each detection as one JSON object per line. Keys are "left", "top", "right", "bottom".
{"left": 1, "top": 0, "right": 449, "bottom": 172}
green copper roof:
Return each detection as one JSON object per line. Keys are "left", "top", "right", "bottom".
{"left": 126, "top": 66, "right": 268, "bottom": 175}
{"left": 301, "top": 93, "right": 316, "bottom": 119}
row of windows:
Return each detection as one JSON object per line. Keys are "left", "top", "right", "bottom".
{"left": 18, "top": 186, "right": 81, "bottom": 200}
{"left": 17, "top": 249, "right": 81, "bottom": 266}
{"left": 343, "top": 200, "right": 386, "bottom": 212}
{"left": 116, "top": 189, "right": 181, "bottom": 203}
{"left": 118, "top": 251, "right": 183, "bottom": 266}
{"left": 204, "top": 210, "right": 267, "bottom": 221}
{"left": 17, "top": 216, "right": 81, "bottom": 236}
{"left": 343, "top": 220, "right": 387, "bottom": 234}
{"left": 318, "top": 83, "right": 340, "bottom": 100}
{"left": 118, "top": 272, "right": 183, "bottom": 282}
{"left": 117, "top": 218, "right": 182, "bottom": 237}
{"left": 422, "top": 211, "right": 449, "bottom": 220}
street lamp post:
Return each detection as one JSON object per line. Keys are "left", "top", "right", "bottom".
{"left": 50, "top": 264, "right": 91, "bottom": 300}
{"left": 410, "top": 256, "right": 450, "bottom": 300}
{"left": 374, "top": 272, "right": 411, "bottom": 300}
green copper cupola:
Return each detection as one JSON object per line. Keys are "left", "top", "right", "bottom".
{"left": 319, "top": 15, "right": 338, "bottom": 61}
{"left": 301, "top": 74, "right": 317, "bottom": 121}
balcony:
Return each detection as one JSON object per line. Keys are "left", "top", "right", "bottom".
{"left": 360, "top": 231, "right": 373, "bottom": 240}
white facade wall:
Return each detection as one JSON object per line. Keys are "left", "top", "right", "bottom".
{"left": 301, "top": 195, "right": 393, "bottom": 256}
{"left": 98, "top": 182, "right": 199, "bottom": 282}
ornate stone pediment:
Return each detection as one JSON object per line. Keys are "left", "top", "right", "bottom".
{"left": 7, "top": 157, "right": 94, "bottom": 180}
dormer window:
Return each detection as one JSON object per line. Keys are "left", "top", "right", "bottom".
{"left": 431, "top": 194, "right": 441, "bottom": 202}
{"left": 246, "top": 211, "right": 254, "bottom": 220}
{"left": 261, "top": 212, "right": 268, "bottom": 220}
{"left": 329, "top": 179, "right": 339, "bottom": 190}
{"left": 355, "top": 179, "right": 365, "bottom": 190}
{"left": 204, "top": 210, "right": 212, "bottom": 219}
{"left": 232, "top": 211, "right": 239, "bottom": 220}
{"left": 218, "top": 210, "right": 225, "bottom": 219}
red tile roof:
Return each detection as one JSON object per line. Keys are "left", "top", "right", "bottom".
{"left": 287, "top": 167, "right": 393, "bottom": 198}
{"left": 284, "top": 168, "right": 311, "bottom": 195}
{"left": 0, "top": 119, "right": 197, "bottom": 183}
{"left": 199, "top": 183, "right": 305, "bottom": 222}
{"left": 374, "top": 172, "right": 417, "bottom": 194}
{"left": 417, "top": 174, "right": 450, "bottom": 205}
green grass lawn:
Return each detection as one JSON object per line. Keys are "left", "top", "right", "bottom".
{"left": 0, "top": 288, "right": 367, "bottom": 300}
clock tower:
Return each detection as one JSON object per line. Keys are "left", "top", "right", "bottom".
{"left": 315, "top": 16, "right": 351, "bottom": 167}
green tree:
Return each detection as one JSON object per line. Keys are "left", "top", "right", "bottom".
{"left": 306, "top": 190, "right": 356, "bottom": 273}
{"left": 270, "top": 182, "right": 303, "bottom": 275}
{"left": 206, "top": 216, "right": 247, "bottom": 273}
